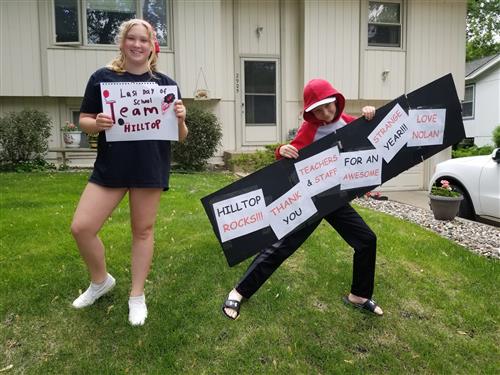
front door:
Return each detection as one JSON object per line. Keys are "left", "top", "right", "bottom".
{"left": 241, "top": 58, "right": 279, "bottom": 145}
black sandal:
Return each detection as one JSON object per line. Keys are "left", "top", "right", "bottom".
{"left": 342, "top": 296, "right": 383, "bottom": 316}
{"left": 221, "top": 299, "right": 242, "bottom": 320}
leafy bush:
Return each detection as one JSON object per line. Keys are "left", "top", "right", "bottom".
{"left": 172, "top": 105, "right": 222, "bottom": 171}
{"left": 229, "top": 144, "right": 279, "bottom": 173}
{"left": 452, "top": 144, "right": 493, "bottom": 158}
{"left": 0, "top": 109, "right": 52, "bottom": 169}
{"left": 453, "top": 137, "right": 474, "bottom": 150}
{"left": 492, "top": 125, "right": 500, "bottom": 148}
{"left": 287, "top": 128, "right": 298, "bottom": 141}
{"left": 0, "top": 158, "right": 56, "bottom": 172}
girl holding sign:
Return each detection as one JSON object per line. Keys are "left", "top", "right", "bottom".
{"left": 70, "top": 19, "right": 188, "bottom": 326}
{"left": 223, "top": 79, "right": 383, "bottom": 319}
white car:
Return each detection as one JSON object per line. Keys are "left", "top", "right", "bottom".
{"left": 429, "top": 148, "right": 500, "bottom": 222}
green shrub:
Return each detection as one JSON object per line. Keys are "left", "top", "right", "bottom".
{"left": 287, "top": 128, "right": 298, "bottom": 141}
{"left": 0, "top": 109, "right": 52, "bottom": 168}
{"left": 229, "top": 143, "right": 279, "bottom": 173}
{"left": 492, "top": 125, "right": 500, "bottom": 148}
{"left": 0, "top": 158, "right": 56, "bottom": 172}
{"left": 172, "top": 105, "right": 222, "bottom": 171}
{"left": 453, "top": 137, "right": 474, "bottom": 150}
{"left": 452, "top": 144, "right": 493, "bottom": 158}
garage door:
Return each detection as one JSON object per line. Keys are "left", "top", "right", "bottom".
{"left": 380, "top": 163, "right": 425, "bottom": 191}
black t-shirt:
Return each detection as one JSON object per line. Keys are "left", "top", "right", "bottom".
{"left": 80, "top": 67, "right": 180, "bottom": 190}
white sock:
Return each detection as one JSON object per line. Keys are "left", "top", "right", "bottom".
{"left": 128, "top": 294, "right": 147, "bottom": 326}
{"left": 228, "top": 289, "right": 243, "bottom": 302}
{"left": 72, "top": 273, "right": 116, "bottom": 309}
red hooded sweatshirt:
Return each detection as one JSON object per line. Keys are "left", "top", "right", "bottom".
{"left": 275, "top": 79, "right": 355, "bottom": 159}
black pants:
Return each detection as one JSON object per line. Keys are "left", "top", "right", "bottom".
{"left": 235, "top": 203, "right": 377, "bottom": 299}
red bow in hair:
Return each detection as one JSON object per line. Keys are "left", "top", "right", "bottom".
{"left": 153, "top": 32, "right": 160, "bottom": 53}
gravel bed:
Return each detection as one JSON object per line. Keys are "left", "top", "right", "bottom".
{"left": 353, "top": 197, "right": 500, "bottom": 260}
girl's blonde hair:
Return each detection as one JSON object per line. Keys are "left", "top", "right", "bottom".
{"left": 107, "top": 19, "right": 158, "bottom": 75}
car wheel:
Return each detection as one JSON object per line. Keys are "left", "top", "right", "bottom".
{"left": 451, "top": 184, "right": 475, "bottom": 219}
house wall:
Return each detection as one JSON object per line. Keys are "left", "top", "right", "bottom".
{"left": 0, "top": 1, "right": 43, "bottom": 96}
{"left": 464, "top": 67, "right": 500, "bottom": 147}
{"left": 381, "top": 0, "right": 467, "bottom": 190}
{"left": 280, "top": 0, "right": 303, "bottom": 141}
{"left": 359, "top": 0, "right": 406, "bottom": 100}
{"left": 302, "top": 0, "right": 360, "bottom": 99}
{"left": 406, "top": 0, "right": 466, "bottom": 98}
{"left": 174, "top": 0, "right": 236, "bottom": 152}
{"left": 0, "top": 0, "right": 468, "bottom": 190}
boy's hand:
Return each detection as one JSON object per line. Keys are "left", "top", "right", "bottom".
{"left": 279, "top": 144, "right": 299, "bottom": 159}
{"left": 362, "top": 106, "right": 376, "bottom": 121}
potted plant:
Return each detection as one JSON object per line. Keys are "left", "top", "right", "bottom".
{"left": 61, "top": 121, "right": 81, "bottom": 148}
{"left": 429, "top": 179, "right": 463, "bottom": 220}
{"left": 87, "top": 133, "right": 98, "bottom": 149}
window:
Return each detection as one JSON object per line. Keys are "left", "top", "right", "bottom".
{"left": 462, "top": 84, "right": 474, "bottom": 119}
{"left": 368, "top": 1, "right": 402, "bottom": 48}
{"left": 86, "top": 0, "right": 136, "bottom": 45}
{"left": 54, "top": 0, "right": 81, "bottom": 43}
{"left": 53, "top": 0, "right": 171, "bottom": 47}
{"left": 71, "top": 110, "right": 89, "bottom": 147}
{"left": 244, "top": 61, "right": 277, "bottom": 126}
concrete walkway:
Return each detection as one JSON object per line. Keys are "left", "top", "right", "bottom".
{"left": 381, "top": 190, "right": 430, "bottom": 211}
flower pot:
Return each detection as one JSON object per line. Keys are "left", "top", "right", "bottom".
{"left": 429, "top": 194, "right": 463, "bottom": 220}
{"left": 88, "top": 135, "right": 98, "bottom": 149}
{"left": 63, "top": 131, "right": 81, "bottom": 148}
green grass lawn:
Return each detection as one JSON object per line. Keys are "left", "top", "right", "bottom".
{"left": 0, "top": 172, "right": 498, "bottom": 374}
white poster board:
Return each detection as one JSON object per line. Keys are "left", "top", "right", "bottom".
{"left": 212, "top": 189, "right": 268, "bottom": 243}
{"left": 100, "top": 82, "right": 178, "bottom": 142}
{"left": 407, "top": 108, "right": 446, "bottom": 147}
{"left": 267, "top": 186, "right": 318, "bottom": 240}
{"left": 368, "top": 103, "right": 410, "bottom": 162}
{"left": 294, "top": 146, "right": 341, "bottom": 197}
{"left": 340, "top": 149, "right": 382, "bottom": 190}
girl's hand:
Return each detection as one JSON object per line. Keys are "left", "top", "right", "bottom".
{"left": 95, "top": 113, "right": 113, "bottom": 131}
{"left": 362, "top": 106, "right": 376, "bottom": 121}
{"left": 174, "top": 100, "right": 186, "bottom": 123}
{"left": 279, "top": 144, "right": 299, "bottom": 159}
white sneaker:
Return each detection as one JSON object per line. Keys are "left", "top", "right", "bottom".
{"left": 72, "top": 273, "right": 116, "bottom": 309}
{"left": 128, "top": 295, "right": 147, "bottom": 326}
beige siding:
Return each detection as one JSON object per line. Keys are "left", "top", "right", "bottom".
{"left": 237, "top": 0, "right": 280, "bottom": 55}
{"left": 360, "top": 50, "right": 406, "bottom": 100}
{"left": 0, "top": 0, "right": 43, "bottom": 96}
{"left": 45, "top": 48, "right": 175, "bottom": 97}
{"left": 173, "top": 0, "right": 235, "bottom": 152}
{"left": 47, "top": 49, "right": 116, "bottom": 97}
{"left": 281, "top": 0, "right": 302, "bottom": 136}
{"left": 358, "top": 0, "right": 406, "bottom": 100}
{"left": 404, "top": 0, "right": 466, "bottom": 188}
{"left": 175, "top": 0, "right": 231, "bottom": 99}
{"left": 212, "top": 1, "right": 236, "bottom": 150}
{"left": 221, "top": 0, "right": 236, "bottom": 100}
{"left": 406, "top": 0, "right": 467, "bottom": 98}
{"left": 0, "top": 0, "right": 466, "bottom": 188}
{"left": 303, "top": 0, "right": 360, "bottom": 99}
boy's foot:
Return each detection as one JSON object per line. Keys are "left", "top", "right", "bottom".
{"left": 343, "top": 293, "right": 383, "bottom": 316}
{"left": 72, "top": 273, "right": 116, "bottom": 309}
{"left": 222, "top": 289, "right": 243, "bottom": 320}
{"left": 128, "top": 294, "right": 147, "bottom": 326}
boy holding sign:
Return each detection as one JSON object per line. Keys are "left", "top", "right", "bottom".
{"left": 70, "top": 19, "right": 188, "bottom": 326}
{"left": 223, "top": 79, "right": 383, "bottom": 319}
